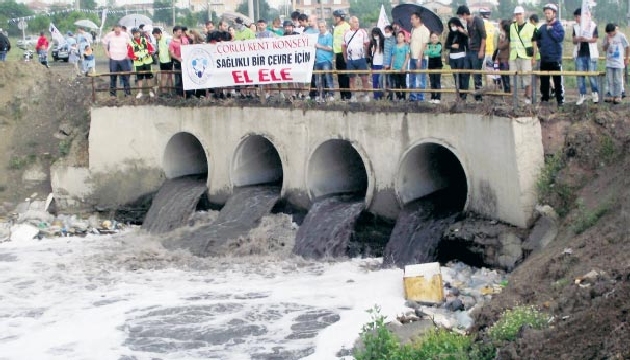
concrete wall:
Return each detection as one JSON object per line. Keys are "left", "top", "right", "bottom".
{"left": 81, "top": 105, "right": 544, "bottom": 228}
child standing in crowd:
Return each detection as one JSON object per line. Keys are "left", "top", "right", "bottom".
{"left": 369, "top": 27, "right": 385, "bottom": 100}
{"left": 83, "top": 44, "right": 95, "bottom": 76}
{"left": 68, "top": 43, "right": 80, "bottom": 77}
{"left": 390, "top": 31, "right": 410, "bottom": 101}
{"left": 425, "top": 32, "right": 443, "bottom": 103}
{"left": 602, "top": 23, "right": 629, "bottom": 104}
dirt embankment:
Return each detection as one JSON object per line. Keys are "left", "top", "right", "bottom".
{"left": 474, "top": 106, "right": 630, "bottom": 359}
{"left": 0, "top": 61, "right": 629, "bottom": 359}
{"left": 0, "top": 62, "right": 91, "bottom": 208}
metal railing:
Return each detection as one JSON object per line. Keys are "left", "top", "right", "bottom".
{"left": 89, "top": 68, "right": 609, "bottom": 111}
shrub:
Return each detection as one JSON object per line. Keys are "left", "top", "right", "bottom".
{"left": 412, "top": 328, "right": 471, "bottom": 360}
{"left": 354, "top": 305, "right": 401, "bottom": 360}
{"left": 488, "top": 305, "right": 549, "bottom": 342}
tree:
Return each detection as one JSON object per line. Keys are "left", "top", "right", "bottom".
{"left": 154, "top": 0, "right": 174, "bottom": 25}
{"left": 81, "top": 0, "right": 98, "bottom": 11}
{"left": 236, "top": 0, "right": 275, "bottom": 22}
{"left": 496, "top": 0, "right": 518, "bottom": 22}
{"left": 593, "top": 0, "right": 628, "bottom": 25}
{"left": 349, "top": 0, "right": 391, "bottom": 28}
{"left": 0, "top": 0, "right": 34, "bottom": 36}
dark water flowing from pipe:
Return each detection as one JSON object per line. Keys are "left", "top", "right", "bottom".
{"left": 293, "top": 195, "right": 365, "bottom": 259}
{"left": 383, "top": 189, "right": 463, "bottom": 267}
{"left": 142, "top": 175, "right": 208, "bottom": 234}
{"left": 161, "top": 185, "right": 281, "bottom": 257}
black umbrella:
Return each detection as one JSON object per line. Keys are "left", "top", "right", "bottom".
{"left": 391, "top": 4, "right": 444, "bottom": 35}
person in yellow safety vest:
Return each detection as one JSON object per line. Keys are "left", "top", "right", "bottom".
{"left": 128, "top": 27, "right": 155, "bottom": 99}
{"left": 509, "top": 6, "right": 537, "bottom": 104}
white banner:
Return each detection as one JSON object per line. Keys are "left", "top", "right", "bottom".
{"left": 181, "top": 35, "right": 317, "bottom": 90}
{"left": 579, "top": 0, "right": 594, "bottom": 39}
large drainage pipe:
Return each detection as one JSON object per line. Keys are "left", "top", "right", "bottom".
{"left": 231, "top": 135, "right": 283, "bottom": 187}
{"left": 163, "top": 132, "right": 209, "bottom": 179}
{"left": 306, "top": 139, "right": 370, "bottom": 200}
{"left": 396, "top": 141, "right": 468, "bottom": 209}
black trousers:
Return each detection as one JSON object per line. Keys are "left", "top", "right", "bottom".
{"left": 335, "top": 52, "right": 351, "bottom": 100}
{"left": 391, "top": 73, "right": 406, "bottom": 100}
{"left": 540, "top": 61, "right": 564, "bottom": 104}
{"left": 429, "top": 73, "right": 441, "bottom": 100}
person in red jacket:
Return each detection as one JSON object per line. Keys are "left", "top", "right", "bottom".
{"left": 35, "top": 31, "right": 50, "bottom": 68}
{"left": 127, "top": 27, "right": 155, "bottom": 98}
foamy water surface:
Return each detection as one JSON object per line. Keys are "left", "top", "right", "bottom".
{"left": 0, "top": 228, "right": 406, "bottom": 360}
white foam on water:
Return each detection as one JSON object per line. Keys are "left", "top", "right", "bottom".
{"left": 0, "top": 228, "right": 406, "bottom": 360}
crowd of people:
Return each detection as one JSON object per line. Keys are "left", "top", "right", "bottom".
{"left": 15, "top": 5, "right": 628, "bottom": 105}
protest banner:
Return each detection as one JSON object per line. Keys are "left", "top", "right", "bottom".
{"left": 181, "top": 34, "right": 317, "bottom": 90}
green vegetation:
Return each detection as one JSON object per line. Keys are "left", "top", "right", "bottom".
{"left": 598, "top": 136, "right": 617, "bottom": 166}
{"left": 488, "top": 305, "right": 549, "bottom": 342}
{"left": 58, "top": 139, "right": 71, "bottom": 156}
{"left": 8, "top": 155, "right": 30, "bottom": 170}
{"left": 354, "top": 304, "right": 551, "bottom": 359}
{"left": 536, "top": 153, "right": 573, "bottom": 216}
{"left": 572, "top": 197, "right": 610, "bottom": 234}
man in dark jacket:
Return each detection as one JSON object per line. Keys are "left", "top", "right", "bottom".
{"left": 536, "top": 3, "right": 565, "bottom": 105}
{"left": 0, "top": 28, "right": 10, "bottom": 62}
{"left": 456, "top": 5, "right": 486, "bottom": 101}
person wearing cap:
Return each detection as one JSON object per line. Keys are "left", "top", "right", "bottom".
{"left": 602, "top": 23, "right": 629, "bottom": 104}
{"left": 509, "top": 6, "right": 536, "bottom": 104}
{"left": 0, "top": 28, "right": 11, "bottom": 62}
{"left": 534, "top": 3, "right": 565, "bottom": 105}
{"left": 333, "top": 9, "right": 351, "bottom": 100}
{"left": 573, "top": 7, "right": 600, "bottom": 105}
{"left": 456, "top": 5, "right": 486, "bottom": 101}
{"left": 283, "top": 20, "right": 299, "bottom": 36}
{"left": 102, "top": 24, "right": 132, "bottom": 97}
{"left": 233, "top": 17, "right": 255, "bottom": 41}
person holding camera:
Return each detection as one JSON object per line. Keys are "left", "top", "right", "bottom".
{"left": 509, "top": 6, "right": 537, "bottom": 104}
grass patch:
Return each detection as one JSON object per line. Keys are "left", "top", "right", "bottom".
{"left": 58, "top": 139, "right": 71, "bottom": 156}
{"left": 354, "top": 305, "right": 401, "bottom": 360}
{"left": 598, "top": 136, "right": 617, "bottom": 166}
{"left": 8, "top": 155, "right": 28, "bottom": 170}
{"left": 488, "top": 305, "right": 549, "bottom": 343}
{"left": 413, "top": 328, "right": 472, "bottom": 360}
{"left": 537, "top": 153, "right": 573, "bottom": 216}
{"left": 572, "top": 198, "right": 611, "bottom": 234}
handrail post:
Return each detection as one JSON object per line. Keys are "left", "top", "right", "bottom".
{"left": 531, "top": 72, "right": 537, "bottom": 105}
{"left": 598, "top": 73, "right": 605, "bottom": 107}
{"left": 454, "top": 69, "right": 460, "bottom": 100}
{"left": 91, "top": 75, "right": 96, "bottom": 102}
{"left": 512, "top": 73, "right": 518, "bottom": 110}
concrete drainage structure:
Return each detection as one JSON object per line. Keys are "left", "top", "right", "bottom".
{"left": 52, "top": 106, "right": 544, "bottom": 228}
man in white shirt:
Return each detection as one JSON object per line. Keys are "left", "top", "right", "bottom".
{"left": 102, "top": 23, "right": 131, "bottom": 97}
{"left": 409, "top": 11, "right": 430, "bottom": 101}
{"left": 342, "top": 16, "right": 371, "bottom": 102}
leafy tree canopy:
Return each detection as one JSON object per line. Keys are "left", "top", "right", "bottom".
{"left": 349, "top": 0, "right": 391, "bottom": 28}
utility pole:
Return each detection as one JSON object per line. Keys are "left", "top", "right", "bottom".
{"left": 172, "top": 0, "right": 176, "bottom": 26}
{"left": 256, "top": 0, "right": 260, "bottom": 21}
{"left": 207, "top": 0, "right": 211, "bottom": 22}
{"left": 248, "top": 0, "right": 254, "bottom": 21}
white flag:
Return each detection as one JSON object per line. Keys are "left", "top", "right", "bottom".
{"left": 377, "top": 4, "right": 390, "bottom": 32}
{"left": 49, "top": 23, "right": 66, "bottom": 47}
{"left": 99, "top": 8, "right": 108, "bottom": 39}
{"left": 579, "top": 0, "right": 594, "bottom": 39}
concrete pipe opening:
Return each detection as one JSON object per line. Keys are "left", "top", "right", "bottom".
{"left": 231, "top": 135, "right": 283, "bottom": 187}
{"left": 307, "top": 139, "right": 368, "bottom": 199}
{"left": 163, "top": 132, "right": 208, "bottom": 179}
{"left": 397, "top": 142, "right": 468, "bottom": 209}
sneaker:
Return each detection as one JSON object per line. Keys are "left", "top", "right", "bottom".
{"left": 362, "top": 95, "right": 370, "bottom": 102}
{"left": 434, "top": 99, "right": 441, "bottom": 104}
{"left": 522, "top": 97, "right": 531, "bottom": 104}
{"left": 136, "top": 92, "right": 143, "bottom": 99}
{"left": 613, "top": 97, "right": 622, "bottom": 104}
{"left": 576, "top": 94, "right": 586, "bottom": 105}
{"left": 349, "top": 97, "right": 357, "bottom": 103}
{"left": 592, "top": 92, "right": 599, "bottom": 103}
{"left": 149, "top": 91, "right": 155, "bottom": 98}
{"left": 327, "top": 95, "right": 335, "bottom": 102}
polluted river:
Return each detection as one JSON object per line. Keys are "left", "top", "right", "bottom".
{"left": 0, "top": 167, "right": 508, "bottom": 359}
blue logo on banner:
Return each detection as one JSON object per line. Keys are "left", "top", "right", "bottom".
{"left": 187, "top": 48, "right": 212, "bottom": 85}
